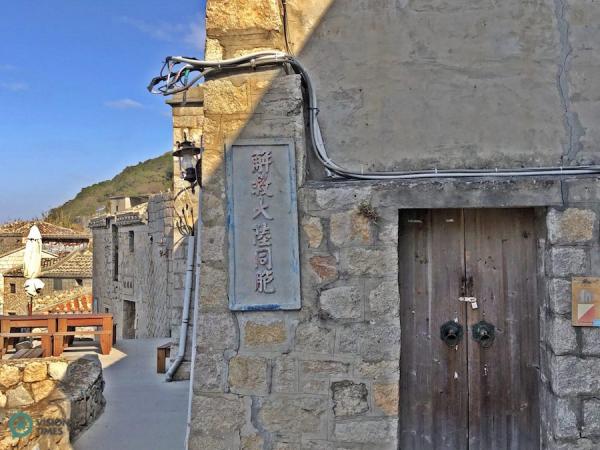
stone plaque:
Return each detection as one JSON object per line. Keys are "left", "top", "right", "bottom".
{"left": 572, "top": 277, "right": 600, "bottom": 326}
{"left": 226, "top": 139, "right": 301, "bottom": 311}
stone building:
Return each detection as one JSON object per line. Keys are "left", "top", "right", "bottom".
{"left": 89, "top": 194, "right": 173, "bottom": 340}
{"left": 0, "top": 221, "right": 90, "bottom": 256}
{"left": 155, "top": 1, "right": 600, "bottom": 449}
{"left": 0, "top": 221, "right": 90, "bottom": 315}
{"left": 2, "top": 249, "right": 92, "bottom": 314}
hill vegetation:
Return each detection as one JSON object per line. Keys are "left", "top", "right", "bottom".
{"left": 46, "top": 152, "right": 173, "bottom": 228}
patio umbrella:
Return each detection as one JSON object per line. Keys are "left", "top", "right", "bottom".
{"left": 23, "top": 225, "right": 44, "bottom": 314}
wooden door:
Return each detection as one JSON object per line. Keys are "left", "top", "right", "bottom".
{"left": 399, "top": 209, "right": 539, "bottom": 450}
{"left": 123, "top": 300, "right": 136, "bottom": 339}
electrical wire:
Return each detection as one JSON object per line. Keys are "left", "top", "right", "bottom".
{"left": 148, "top": 51, "right": 600, "bottom": 180}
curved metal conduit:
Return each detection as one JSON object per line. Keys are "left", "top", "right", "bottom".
{"left": 149, "top": 50, "right": 600, "bottom": 180}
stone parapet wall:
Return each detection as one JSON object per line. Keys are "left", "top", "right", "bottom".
{"left": 0, "top": 356, "right": 105, "bottom": 449}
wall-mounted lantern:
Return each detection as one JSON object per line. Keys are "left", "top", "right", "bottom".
{"left": 173, "top": 133, "right": 203, "bottom": 190}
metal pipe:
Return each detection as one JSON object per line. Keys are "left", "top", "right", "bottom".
{"left": 166, "top": 233, "right": 196, "bottom": 382}
{"left": 185, "top": 186, "right": 203, "bottom": 446}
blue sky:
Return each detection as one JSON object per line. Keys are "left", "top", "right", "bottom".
{"left": 0, "top": 0, "right": 206, "bottom": 221}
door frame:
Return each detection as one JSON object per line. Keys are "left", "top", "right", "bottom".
{"left": 397, "top": 207, "right": 547, "bottom": 449}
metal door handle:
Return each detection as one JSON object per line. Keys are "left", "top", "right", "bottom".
{"left": 440, "top": 321, "right": 464, "bottom": 347}
{"left": 472, "top": 320, "right": 495, "bottom": 348}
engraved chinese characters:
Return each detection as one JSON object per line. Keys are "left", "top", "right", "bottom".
{"left": 251, "top": 151, "right": 276, "bottom": 294}
{"left": 227, "top": 141, "right": 301, "bottom": 311}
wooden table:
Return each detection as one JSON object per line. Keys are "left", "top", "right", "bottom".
{"left": 0, "top": 315, "right": 56, "bottom": 357}
{"left": 53, "top": 314, "right": 113, "bottom": 356}
{"left": 0, "top": 313, "right": 113, "bottom": 358}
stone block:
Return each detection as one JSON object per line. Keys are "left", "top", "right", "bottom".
{"left": 198, "top": 313, "right": 239, "bottom": 350}
{"left": 203, "top": 226, "right": 225, "bottom": 261}
{"left": 193, "top": 352, "right": 224, "bottom": 392}
{"left": 583, "top": 399, "right": 600, "bottom": 437}
{"left": 331, "top": 380, "right": 369, "bottom": 416}
{"left": 319, "top": 286, "right": 363, "bottom": 320}
{"left": 0, "top": 364, "right": 21, "bottom": 388}
{"left": 300, "top": 378, "right": 329, "bottom": 395}
{"left": 0, "top": 391, "right": 6, "bottom": 408}
{"left": 31, "top": 379, "right": 56, "bottom": 402}
{"left": 550, "top": 355, "right": 600, "bottom": 396}
{"left": 337, "top": 323, "right": 401, "bottom": 362}
{"left": 368, "top": 280, "right": 400, "bottom": 318}
{"left": 333, "top": 418, "right": 397, "bottom": 443}
{"left": 549, "top": 247, "right": 588, "bottom": 277}
{"left": 48, "top": 361, "right": 68, "bottom": 381}
{"left": 552, "top": 397, "right": 579, "bottom": 440}
{"left": 373, "top": 383, "right": 399, "bottom": 415}
{"left": 341, "top": 247, "right": 398, "bottom": 277}
{"left": 23, "top": 361, "right": 47, "bottom": 382}
{"left": 330, "top": 211, "right": 374, "bottom": 246}
{"left": 582, "top": 328, "right": 600, "bottom": 356}
{"left": 308, "top": 255, "right": 338, "bottom": 283}
{"left": 244, "top": 320, "right": 287, "bottom": 347}
{"left": 302, "top": 217, "right": 323, "bottom": 248}
{"left": 6, "top": 384, "right": 34, "bottom": 408}
{"left": 301, "top": 360, "right": 350, "bottom": 377}
{"left": 228, "top": 355, "right": 268, "bottom": 395}
{"left": 547, "top": 439, "right": 595, "bottom": 450}
{"left": 200, "top": 265, "right": 228, "bottom": 308}
{"left": 191, "top": 394, "right": 245, "bottom": 438}
{"left": 257, "top": 396, "right": 327, "bottom": 438}
{"left": 273, "top": 356, "right": 297, "bottom": 393}
{"left": 549, "top": 278, "right": 572, "bottom": 315}
{"left": 206, "top": 0, "right": 281, "bottom": 36}
{"left": 548, "top": 315, "right": 577, "bottom": 355}
{"left": 548, "top": 208, "right": 597, "bottom": 244}
{"left": 357, "top": 360, "right": 399, "bottom": 380}
{"left": 295, "top": 321, "right": 334, "bottom": 354}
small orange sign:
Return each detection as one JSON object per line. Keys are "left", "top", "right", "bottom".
{"left": 572, "top": 277, "right": 600, "bottom": 327}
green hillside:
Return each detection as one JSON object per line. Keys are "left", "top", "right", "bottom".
{"left": 46, "top": 152, "right": 173, "bottom": 227}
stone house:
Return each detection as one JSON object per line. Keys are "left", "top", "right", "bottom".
{"left": 2, "top": 249, "right": 92, "bottom": 314}
{"left": 0, "top": 221, "right": 90, "bottom": 315}
{"left": 155, "top": 1, "right": 600, "bottom": 449}
{"left": 89, "top": 194, "right": 173, "bottom": 340}
{"left": 0, "top": 221, "right": 90, "bottom": 256}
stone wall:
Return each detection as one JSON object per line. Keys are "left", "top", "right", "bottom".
{"left": 180, "top": 1, "right": 600, "bottom": 448}
{"left": 541, "top": 184, "right": 600, "bottom": 449}
{"left": 90, "top": 193, "right": 173, "bottom": 340}
{"left": 0, "top": 356, "right": 105, "bottom": 449}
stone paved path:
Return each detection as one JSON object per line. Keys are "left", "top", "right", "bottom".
{"left": 73, "top": 338, "right": 188, "bottom": 450}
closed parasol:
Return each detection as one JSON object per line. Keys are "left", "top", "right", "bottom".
{"left": 23, "top": 225, "right": 44, "bottom": 314}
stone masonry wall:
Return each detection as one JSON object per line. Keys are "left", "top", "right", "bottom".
{"left": 542, "top": 181, "right": 600, "bottom": 450}
{"left": 0, "top": 356, "right": 105, "bottom": 449}
{"left": 184, "top": 1, "right": 600, "bottom": 448}
{"left": 90, "top": 193, "right": 173, "bottom": 340}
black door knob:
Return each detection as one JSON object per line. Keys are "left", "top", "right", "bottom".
{"left": 472, "top": 320, "right": 495, "bottom": 348}
{"left": 440, "top": 321, "right": 464, "bottom": 347}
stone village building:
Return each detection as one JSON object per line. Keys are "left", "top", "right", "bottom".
{"left": 89, "top": 194, "right": 173, "bottom": 340}
{"left": 0, "top": 221, "right": 90, "bottom": 315}
{"left": 2, "top": 249, "right": 93, "bottom": 315}
{"left": 147, "top": 0, "right": 600, "bottom": 449}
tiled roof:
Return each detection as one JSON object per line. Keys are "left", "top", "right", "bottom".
{"left": 3, "top": 250, "right": 92, "bottom": 279}
{"left": 0, "top": 221, "right": 90, "bottom": 239}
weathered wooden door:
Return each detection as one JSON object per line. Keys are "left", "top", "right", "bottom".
{"left": 398, "top": 209, "right": 539, "bottom": 450}
{"left": 123, "top": 300, "right": 136, "bottom": 339}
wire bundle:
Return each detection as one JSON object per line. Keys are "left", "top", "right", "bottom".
{"left": 148, "top": 51, "right": 600, "bottom": 180}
